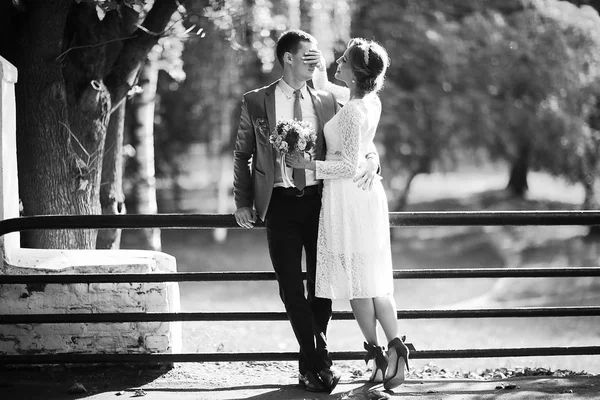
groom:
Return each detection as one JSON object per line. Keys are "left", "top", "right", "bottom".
{"left": 233, "top": 30, "right": 378, "bottom": 393}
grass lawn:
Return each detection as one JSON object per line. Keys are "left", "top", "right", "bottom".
{"left": 122, "top": 168, "right": 600, "bottom": 374}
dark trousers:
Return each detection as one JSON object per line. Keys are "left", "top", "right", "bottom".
{"left": 265, "top": 187, "right": 333, "bottom": 374}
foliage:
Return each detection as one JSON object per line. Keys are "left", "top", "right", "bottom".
{"left": 350, "top": 0, "right": 600, "bottom": 207}
{"left": 0, "top": 0, "right": 196, "bottom": 248}
{"left": 529, "top": 2, "right": 600, "bottom": 195}
{"left": 76, "top": 0, "right": 145, "bottom": 21}
{"left": 461, "top": 2, "right": 600, "bottom": 180}
{"left": 151, "top": 0, "right": 295, "bottom": 182}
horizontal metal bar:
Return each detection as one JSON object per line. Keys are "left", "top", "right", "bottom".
{"left": 388, "top": 211, "right": 600, "bottom": 227}
{"left": 0, "top": 271, "right": 279, "bottom": 284}
{"left": 2, "top": 346, "right": 600, "bottom": 365}
{"left": 2, "top": 267, "right": 599, "bottom": 285}
{"left": 1, "top": 210, "right": 600, "bottom": 237}
{"left": 2, "top": 307, "right": 599, "bottom": 324}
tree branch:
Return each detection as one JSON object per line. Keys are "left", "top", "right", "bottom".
{"left": 56, "top": 35, "right": 137, "bottom": 62}
{"left": 105, "top": 0, "right": 198, "bottom": 106}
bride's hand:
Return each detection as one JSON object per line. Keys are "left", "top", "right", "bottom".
{"left": 303, "top": 49, "right": 326, "bottom": 71}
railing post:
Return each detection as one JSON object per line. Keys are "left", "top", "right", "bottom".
{"left": 0, "top": 56, "right": 20, "bottom": 264}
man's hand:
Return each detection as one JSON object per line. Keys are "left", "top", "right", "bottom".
{"left": 353, "top": 158, "right": 380, "bottom": 191}
{"left": 234, "top": 207, "right": 257, "bottom": 229}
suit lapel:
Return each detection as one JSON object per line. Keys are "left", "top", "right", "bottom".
{"left": 264, "top": 80, "right": 279, "bottom": 167}
{"left": 308, "top": 86, "right": 326, "bottom": 160}
{"left": 264, "top": 81, "right": 278, "bottom": 133}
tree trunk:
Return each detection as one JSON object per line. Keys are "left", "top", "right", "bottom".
{"left": 394, "top": 170, "right": 419, "bottom": 211}
{"left": 97, "top": 101, "right": 126, "bottom": 249}
{"left": 299, "top": 0, "right": 313, "bottom": 31}
{"left": 581, "top": 176, "right": 600, "bottom": 237}
{"left": 582, "top": 179, "right": 598, "bottom": 210}
{"left": 6, "top": 0, "right": 189, "bottom": 250}
{"left": 506, "top": 145, "right": 530, "bottom": 197}
{"left": 213, "top": 155, "right": 231, "bottom": 243}
{"left": 16, "top": 1, "right": 107, "bottom": 249}
{"left": 129, "top": 61, "right": 161, "bottom": 251}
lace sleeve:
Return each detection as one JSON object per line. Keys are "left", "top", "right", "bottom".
{"left": 316, "top": 102, "right": 365, "bottom": 180}
{"left": 312, "top": 67, "right": 350, "bottom": 104}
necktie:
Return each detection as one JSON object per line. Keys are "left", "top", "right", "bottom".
{"left": 292, "top": 89, "right": 306, "bottom": 190}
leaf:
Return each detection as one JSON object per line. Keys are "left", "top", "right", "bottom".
{"left": 78, "top": 179, "right": 89, "bottom": 191}
{"left": 127, "top": 85, "right": 144, "bottom": 97}
{"left": 95, "top": 4, "right": 106, "bottom": 20}
{"left": 67, "top": 382, "right": 87, "bottom": 394}
{"left": 123, "top": 0, "right": 144, "bottom": 13}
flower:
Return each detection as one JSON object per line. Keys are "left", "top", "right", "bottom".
{"left": 297, "top": 139, "right": 307, "bottom": 151}
{"left": 269, "top": 119, "right": 317, "bottom": 155}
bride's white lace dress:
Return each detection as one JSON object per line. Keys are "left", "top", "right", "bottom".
{"left": 312, "top": 69, "right": 394, "bottom": 300}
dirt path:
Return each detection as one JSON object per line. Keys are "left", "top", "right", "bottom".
{"left": 1, "top": 362, "right": 598, "bottom": 400}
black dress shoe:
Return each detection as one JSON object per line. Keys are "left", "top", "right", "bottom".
{"left": 298, "top": 371, "right": 327, "bottom": 392}
{"left": 317, "top": 367, "right": 341, "bottom": 392}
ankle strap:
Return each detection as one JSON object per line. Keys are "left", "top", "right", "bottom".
{"left": 388, "top": 335, "right": 407, "bottom": 348}
{"left": 363, "top": 342, "right": 383, "bottom": 364}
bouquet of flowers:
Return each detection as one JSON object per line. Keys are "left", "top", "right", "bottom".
{"left": 269, "top": 119, "right": 317, "bottom": 155}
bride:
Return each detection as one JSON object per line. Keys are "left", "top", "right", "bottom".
{"left": 287, "top": 38, "right": 410, "bottom": 390}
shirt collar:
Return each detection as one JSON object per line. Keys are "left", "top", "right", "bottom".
{"left": 278, "top": 78, "right": 308, "bottom": 99}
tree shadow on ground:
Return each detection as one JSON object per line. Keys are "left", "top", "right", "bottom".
{"left": 241, "top": 381, "right": 389, "bottom": 399}
{"left": 0, "top": 365, "right": 168, "bottom": 400}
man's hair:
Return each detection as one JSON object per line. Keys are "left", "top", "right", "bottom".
{"left": 275, "top": 30, "right": 318, "bottom": 67}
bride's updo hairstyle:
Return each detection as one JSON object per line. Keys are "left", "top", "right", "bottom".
{"left": 347, "top": 38, "right": 389, "bottom": 97}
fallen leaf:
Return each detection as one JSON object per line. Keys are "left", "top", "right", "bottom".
{"left": 67, "top": 382, "right": 87, "bottom": 394}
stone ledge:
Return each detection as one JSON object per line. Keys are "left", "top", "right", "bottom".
{"left": 0, "top": 57, "right": 17, "bottom": 84}
{"left": 0, "top": 248, "right": 182, "bottom": 356}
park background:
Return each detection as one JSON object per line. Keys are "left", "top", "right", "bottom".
{"left": 2, "top": 0, "right": 600, "bottom": 375}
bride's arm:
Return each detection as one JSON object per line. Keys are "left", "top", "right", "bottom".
{"left": 308, "top": 54, "right": 351, "bottom": 104}
{"left": 286, "top": 103, "right": 370, "bottom": 181}
{"left": 312, "top": 66, "right": 350, "bottom": 104}
{"left": 314, "top": 102, "right": 363, "bottom": 180}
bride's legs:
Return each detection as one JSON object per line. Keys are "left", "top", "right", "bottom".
{"left": 374, "top": 294, "right": 409, "bottom": 389}
{"left": 351, "top": 298, "right": 387, "bottom": 382}
{"left": 373, "top": 294, "right": 399, "bottom": 342}
{"left": 350, "top": 298, "right": 378, "bottom": 344}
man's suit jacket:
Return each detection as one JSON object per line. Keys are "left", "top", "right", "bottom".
{"left": 233, "top": 79, "right": 340, "bottom": 222}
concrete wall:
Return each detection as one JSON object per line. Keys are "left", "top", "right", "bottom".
{"left": 0, "top": 55, "right": 181, "bottom": 358}
{"left": 0, "top": 54, "right": 19, "bottom": 259}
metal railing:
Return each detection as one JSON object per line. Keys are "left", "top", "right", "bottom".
{"left": 1, "top": 211, "right": 600, "bottom": 365}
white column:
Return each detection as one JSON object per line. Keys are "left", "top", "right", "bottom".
{"left": 0, "top": 56, "right": 20, "bottom": 264}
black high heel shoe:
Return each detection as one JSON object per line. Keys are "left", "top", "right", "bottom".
{"left": 363, "top": 342, "right": 388, "bottom": 383}
{"left": 384, "top": 336, "right": 410, "bottom": 390}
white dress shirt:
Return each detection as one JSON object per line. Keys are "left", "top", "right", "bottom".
{"left": 273, "top": 79, "right": 318, "bottom": 188}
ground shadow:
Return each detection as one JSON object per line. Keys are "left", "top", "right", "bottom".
{"left": 0, "top": 365, "right": 169, "bottom": 400}
{"left": 242, "top": 381, "right": 388, "bottom": 399}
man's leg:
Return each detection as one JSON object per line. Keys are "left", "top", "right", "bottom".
{"left": 265, "top": 194, "right": 320, "bottom": 375}
{"left": 303, "top": 195, "right": 332, "bottom": 368}
{"left": 303, "top": 194, "right": 340, "bottom": 392}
